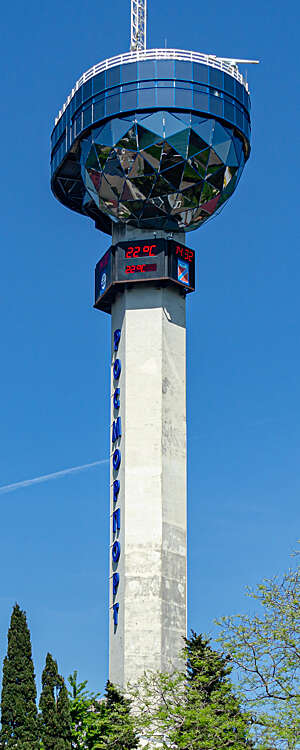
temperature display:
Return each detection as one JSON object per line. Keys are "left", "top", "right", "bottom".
{"left": 126, "top": 264, "right": 157, "bottom": 273}
{"left": 125, "top": 244, "right": 158, "bottom": 258}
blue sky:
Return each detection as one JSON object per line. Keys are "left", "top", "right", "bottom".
{"left": 0, "top": 0, "right": 299, "bottom": 696}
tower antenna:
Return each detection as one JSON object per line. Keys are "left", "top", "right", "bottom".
{"left": 131, "top": 0, "right": 147, "bottom": 51}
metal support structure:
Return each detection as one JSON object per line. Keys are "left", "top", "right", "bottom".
{"left": 131, "top": 0, "right": 147, "bottom": 51}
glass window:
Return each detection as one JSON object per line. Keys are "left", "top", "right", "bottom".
{"left": 243, "top": 87, "right": 250, "bottom": 110}
{"left": 175, "top": 87, "right": 193, "bottom": 107}
{"left": 209, "top": 94, "right": 223, "bottom": 117}
{"left": 139, "top": 79, "right": 155, "bottom": 88}
{"left": 157, "top": 79, "right": 174, "bottom": 87}
{"left": 122, "top": 89, "right": 137, "bottom": 110}
{"left": 175, "top": 60, "right": 193, "bottom": 80}
{"left": 75, "top": 87, "right": 82, "bottom": 109}
{"left": 138, "top": 87, "right": 156, "bottom": 108}
{"left": 75, "top": 113, "right": 82, "bottom": 137}
{"left": 93, "top": 72, "right": 105, "bottom": 94}
{"left": 235, "top": 81, "right": 243, "bottom": 103}
{"left": 236, "top": 107, "right": 243, "bottom": 129}
{"left": 138, "top": 60, "right": 155, "bottom": 80}
{"left": 83, "top": 106, "right": 92, "bottom": 128}
{"left": 224, "top": 100, "right": 234, "bottom": 123}
{"left": 157, "top": 60, "right": 174, "bottom": 79}
{"left": 193, "top": 90, "right": 209, "bottom": 112}
{"left": 157, "top": 88, "right": 174, "bottom": 107}
{"left": 121, "top": 62, "right": 138, "bottom": 83}
{"left": 193, "top": 63, "right": 208, "bottom": 84}
{"left": 70, "top": 96, "right": 76, "bottom": 117}
{"left": 107, "top": 65, "right": 121, "bottom": 88}
{"left": 83, "top": 79, "right": 92, "bottom": 101}
{"left": 224, "top": 73, "right": 235, "bottom": 95}
{"left": 106, "top": 93, "right": 121, "bottom": 116}
{"left": 209, "top": 67, "right": 223, "bottom": 89}
{"left": 94, "top": 97, "right": 105, "bottom": 121}
{"left": 175, "top": 80, "right": 191, "bottom": 89}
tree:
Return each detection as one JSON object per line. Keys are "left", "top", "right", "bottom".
{"left": 131, "top": 631, "right": 252, "bottom": 750}
{"left": 217, "top": 554, "right": 300, "bottom": 749}
{"left": 39, "top": 653, "right": 71, "bottom": 750}
{"left": 68, "top": 675, "right": 138, "bottom": 750}
{"left": 0, "top": 603, "right": 39, "bottom": 750}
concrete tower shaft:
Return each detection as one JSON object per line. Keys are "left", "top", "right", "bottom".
{"left": 110, "top": 283, "right": 187, "bottom": 686}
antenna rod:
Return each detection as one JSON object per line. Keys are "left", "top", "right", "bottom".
{"left": 131, "top": 0, "right": 147, "bottom": 51}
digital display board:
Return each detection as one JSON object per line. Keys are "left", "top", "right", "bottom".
{"left": 94, "top": 238, "right": 195, "bottom": 313}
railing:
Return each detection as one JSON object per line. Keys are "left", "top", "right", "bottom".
{"left": 55, "top": 48, "right": 248, "bottom": 125}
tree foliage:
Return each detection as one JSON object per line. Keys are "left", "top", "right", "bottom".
{"left": 68, "top": 675, "right": 138, "bottom": 750}
{"left": 217, "top": 554, "right": 300, "bottom": 749}
{"left": 130, "top": 631, "right": 252, "bottom": 750}
{"left": 0, "top": 603, "right": 39, "bottom": 750}
{"left": 39, "top": 653, "right": 71, "bottom": 750}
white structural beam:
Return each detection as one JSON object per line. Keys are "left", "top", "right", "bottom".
{"left": 131, "top": 0, "right": 147, "bottom": 51}
{"left": 109, "top": 283, "right": 187, "bottom": 687}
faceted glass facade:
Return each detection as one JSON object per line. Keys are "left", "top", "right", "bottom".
{"left": 80, "top": 111, "right": 245, "bottom": 232}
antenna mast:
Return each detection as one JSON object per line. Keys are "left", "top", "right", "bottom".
{"left": 131, "top": 0, "right": 147, "bottom": 51}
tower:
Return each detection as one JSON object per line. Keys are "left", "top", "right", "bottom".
{"left": 50, "top": 2, "right": 256, "bottom": 688}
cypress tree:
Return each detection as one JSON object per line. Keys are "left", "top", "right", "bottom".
{"left": 39, "top": 653, "right": 71, "bottom": 750}
{"left": 0, "top": 603, "right": 39, "bottom": 750}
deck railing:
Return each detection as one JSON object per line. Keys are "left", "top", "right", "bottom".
{"left": 55, "top": 48, "right": 248, "bottom": 125}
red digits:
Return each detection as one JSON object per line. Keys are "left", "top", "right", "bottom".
{"left": 126, "top": 247, "right": 134, "bottom": 258}
{"left": 133, "top": 246, "right": 140, "bottom": 257}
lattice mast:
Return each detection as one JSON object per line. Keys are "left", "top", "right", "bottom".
{"left": 131, "top": 0, "right": 147, "bottom": 50}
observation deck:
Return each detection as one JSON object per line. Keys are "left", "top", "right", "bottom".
{"left": 50, "top": 48, "right": 251, "bottom": 235}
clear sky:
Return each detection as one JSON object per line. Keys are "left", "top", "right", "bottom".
{"left": 0, "top": 0, "right": 299, "bottom": 696}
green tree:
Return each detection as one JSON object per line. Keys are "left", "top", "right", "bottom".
{"left": 39, "top": 653, "right": 71, "bottom": 750}
{"left": 217, "top": 553, "right": 300, "bottom": 749}
{"left": 68, "top": 675, "right": 137, "bottom": 750}
{"left": 131, "top": 632, "right": 252, "bottom": 750}
{"left": 0, "top": 603, "right": 39, "bottom": 750}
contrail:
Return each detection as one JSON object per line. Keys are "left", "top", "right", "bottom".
{"left": 0, "top": 460, "right": 108, "bottom": 495}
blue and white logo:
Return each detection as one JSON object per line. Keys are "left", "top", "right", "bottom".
{"left": 100, "top": 272, "right": 107, "bottom": 292}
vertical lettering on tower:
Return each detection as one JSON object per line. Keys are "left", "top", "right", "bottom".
{"left": 111, "top": 328, "right": 121, "bottom": 630}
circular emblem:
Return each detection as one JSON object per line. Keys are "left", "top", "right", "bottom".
{"left": 100, "top": 272, "right": 107, "bottom": 291}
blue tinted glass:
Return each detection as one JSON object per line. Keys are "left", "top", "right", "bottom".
{"left": 93, "top": 72, "right": 105, "bottom": 94}
{"left": 209, "top": 94, "right": 223, "bottom": 116}
{"left": 193, "top": 63, "right": 208, "bottom": 84}
{"left": 209, "top": 67, "right": 223, "bottom": 89}
{"left": 139, "top": 80, "right": 155, "bottom": 88}
{"left": 83, "top": 79, "right": 92, "bottom": 101}
{"left": 106, "top": 93, "right": 121, "bottom": 115}
{"left": 138, "top": 87, "right": 156, "bottom": 108}
{"left": 175, "top": 80, "right": 191, "bottom": 89}
{"left": 157, "top": 60, "right": 174, "bottom": 78}
{"left": 138, "top": 60, "right": 155, "bottom": 79}
{"left": 122, "top": 82, "right": 138, "bottom": 92}
{"left": 175, "top": 87, "right": 193, "bottom": 106}
{"left": 83, "top": 106, "right": 92, "bottom": 128}
{"left": 243, "top": 87, "right": 250, "bottom": 110}
{"left": 175, "top": 60, "right": 193, "bottom": 80}
{"left": 52, "top": 126, "right": 59, "bottom": 146}
{"left": 121, "top": 62, "right": 138, "bottom": 83}
{"left": 75, "top": 113, "right": 82, "bottom": 136}
{"left": 122, "top": 89, "right": 137, "bottom": 110}
{"left": 107, "top": 65, "right": 121, "bottom": 88}
{"left": 235, "top": 81, "right": 243, "bottom": 102}
{"left": 157, "top": 87, "right": 174, "bottom": 107}
{"left": 224, "top": 73, "right": 235, "bottom": 94}
{"left": 194, "top": 90, "right": 209, "bottom": 112}
{"left": 224, "top": 100, "right": 235, "bottom": 123}
{"left": 70, "top": 96, "right": 76, "bottom": 117}
{"left": 236, "top": 108, "right": 243, "bottom": 128}
{"left": 157, "top": 79, "right": 173, "bottom": 87}
{"left": 75, "top": 88, "right": 82, "bottom": 109}
{"left": 94, "top": 97, "right": 105, "bottom": 121}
